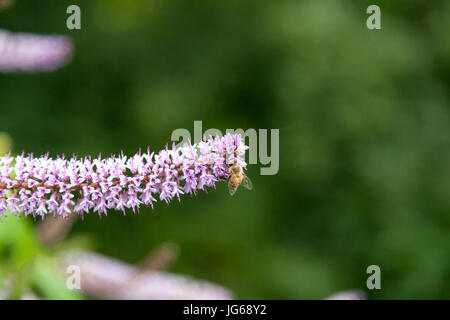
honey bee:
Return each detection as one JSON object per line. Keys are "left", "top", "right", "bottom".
{"left": 228, "top": 163, "right": 253, "bottom": 196}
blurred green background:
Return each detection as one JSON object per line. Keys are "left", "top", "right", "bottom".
{"left": 1, "top": 0, "right": 449, "bottom": 299}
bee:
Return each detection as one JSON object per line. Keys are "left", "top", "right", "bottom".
{"left": 228, "top": 163, "right": 253, "bottom": 196}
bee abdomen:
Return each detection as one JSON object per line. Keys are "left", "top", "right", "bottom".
{"left": 230, "top": 175, "right": 243, "bottom": 186}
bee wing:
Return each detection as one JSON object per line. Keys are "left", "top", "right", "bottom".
{"left": 228, "top": 179, "right": 239, "bottom": 196}
{"left": 242, "top": 174, "right": 253, "bottom": 190}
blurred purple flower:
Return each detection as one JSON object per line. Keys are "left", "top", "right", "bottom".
{"left": 62, "top": 250, "right": 234, "bottom": 300}
{"left": 0, "top": 134, "right": 249, "bottom": 219}
{"left": 0, "top": 29, "right": 73, "bottom": 73}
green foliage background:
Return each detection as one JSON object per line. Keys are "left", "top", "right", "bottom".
{"left": 0, "top": 0, "right": 449, "bottom": 299}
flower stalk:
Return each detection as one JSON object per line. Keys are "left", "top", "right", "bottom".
{"left": 0, "top": 134, "right": 249, "bottom": 219}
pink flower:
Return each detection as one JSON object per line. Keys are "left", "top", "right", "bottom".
{"left": 0, "top": 134, "right": 248, "bottom": 219}
{"left": 0, "top": 29, "right": 73, "bottom": 73}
